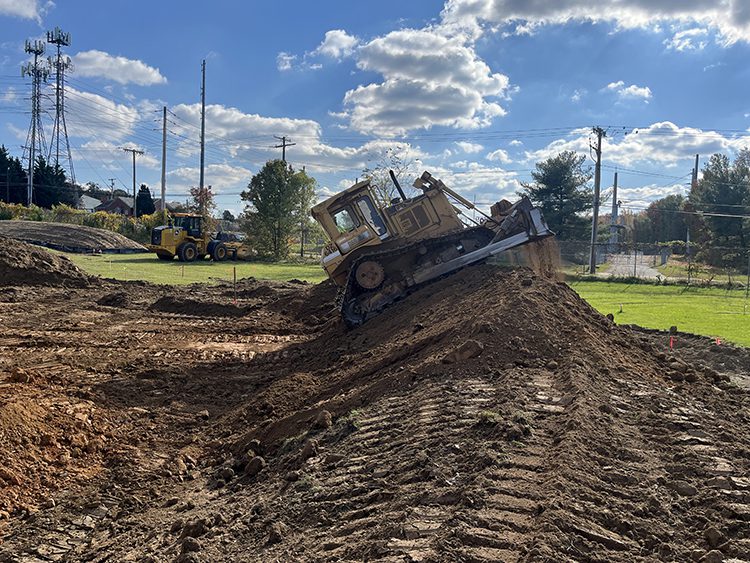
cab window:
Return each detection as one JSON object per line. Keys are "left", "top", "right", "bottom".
{"left": 356, "top": 196, "right": 388, "bottom": 236}
{"left": 332, "top": 207, "right": 359, "bottom": 233}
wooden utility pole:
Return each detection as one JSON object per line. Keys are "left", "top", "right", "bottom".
{"left": 199, "top": 60, "right": 206, "bottom": 203}
{"left": 588, "top": 127, "right": 605, "bottom": 274}
{"left": 122, "top": 147, "right": 144, "bottom": 217}
{"left": 161, "top": 106, "right": 167, "bottom": 213}
{"left": 691, "top": 154, "right": 699, "bottom": 190}
{"left": 274, "top": 135, "right": 296, "bottom": 162}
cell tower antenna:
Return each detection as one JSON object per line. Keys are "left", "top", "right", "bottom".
{"left": 47, "top": 26, "right": 75, "bottom": 183}
{"left": 21, "top": 39, "right": 49, "bottom": 206}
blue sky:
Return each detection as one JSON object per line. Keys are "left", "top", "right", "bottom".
{"left": 1, "top": 0, "right": 749, "bottom": 216}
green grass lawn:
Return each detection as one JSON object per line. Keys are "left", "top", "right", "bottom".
{"left": 61, "top": 252, "right": 328, "bottom": 285}
{"left": 570, "top": 280, "right": 750, "bottom": 347}
{"left": 657, "top": 258, "right": 747, "bottom": 284}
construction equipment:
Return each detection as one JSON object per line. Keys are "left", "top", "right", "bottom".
{"left": 311, "top": 171, "right": 554, "bottom": 326}
{"left": 147, "top": 213, "right": 241, "bottom": 262}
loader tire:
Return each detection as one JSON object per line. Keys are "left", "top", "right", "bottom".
{"left": 179, "top": 242, "right": 198, "bottom": 263}
{"left": 211, "top": 242, "right": 227, "bottom": 261}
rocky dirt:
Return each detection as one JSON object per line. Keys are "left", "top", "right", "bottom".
{"left": 0, "top": 245, "right": 749, "bottom": 562}
{"left": 0, "top": 221, "right": 146, "bottom": 253}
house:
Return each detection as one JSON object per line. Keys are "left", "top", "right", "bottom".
{"left": 77, "top": 194, "right": 102, "bottom": 212}
{"left": 154, "top": 199, "right": 181, "bottom": 213}
{"left": 95, "top": 196, "right": 134, "bottom": 216}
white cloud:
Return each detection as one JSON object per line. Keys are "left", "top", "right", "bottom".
{"left": 0, "top": 0, "right": 50, "bottom": 22}
{"left": 605, "top": 80, "right": 652, "bottom": 102}
{"left": 64, "top": 86, "right": 140, "bottom": 142}
{"left": 509, "top": 139, "right": 523, "bottom": 146}
{"left": 276, "top": 52, "right": 296, "bottom": 71}
{"left": 571, "top": 89, "right": 585, "bottom": 103}
{"left": 486, "top": 148, "right": 511, "bottom": 163}
{"left": 343, "top": 28, "right": 512, "bottom": 136}
{"left": 71, "top": 50, "right": 167, "bottom": 86}
{"left": 76, "top": 139, "right": 159, "bottom": 170}
{"left": 617, "top": 183, "right": 686, "bottom": 208}
{"left": 1, "top": 86, "right": 17, "bottom": 103}
{"left": 312, "top": 29, "right": 359, "bottom": 59}
{"left": 664, "top": 28, "right": 709, "bottom": 51}
{"left": 455, "top": 140, "right": 483, "bottom": 153}
{"left": 167, "top": 163, "right": 252, "bottom": 195}
{"left": 524, "top": 122, "right": 749, "bottom": 169}
{"left": 441, "top": 0, "right": 750, "bottom": 45}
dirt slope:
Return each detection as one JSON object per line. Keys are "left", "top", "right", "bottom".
{"left": 0, "top": 221, "right": 146, "bottom": 253}
{"left": 0, "top": 265, "right": 748, "bottom": 562}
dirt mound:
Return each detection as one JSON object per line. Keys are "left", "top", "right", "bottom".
{"left": 0, "top": 237, "right": 93, "bottom": 287}
{"left": 0, "top": 220, "right": 146, "bottom": 253}
{"left": 0, "top": 265, "right": 748, "bottom": 562}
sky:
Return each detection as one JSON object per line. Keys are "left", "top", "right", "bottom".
{"left": 1, "top": 0, "right": 749, "bottom": 217}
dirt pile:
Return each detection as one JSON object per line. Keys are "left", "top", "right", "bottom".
{"left": 0, "top": 221, "right": 146, "bottom": 253}
{"left": 0, "top": 237, "right": 93, "bottom": 287}
{"left": 0, "top": 265, "right": 748, "bottom": 562}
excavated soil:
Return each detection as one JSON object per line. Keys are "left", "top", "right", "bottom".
{"left": 0, "top": 237, "right": 95, "bottom": 287}
{"left": 0, "top": 221, "right": 146, "bottom": 253}
{"left": 0, "top": 253, "right": 749, "bottom": 562}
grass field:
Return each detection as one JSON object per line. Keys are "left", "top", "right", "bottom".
{"left": 569, "top": 280, "right": 750, "bottom": 347}
{"left": 61, "top": 252, "right": 328, "bottom": 285}
{"left": 59, "top": 252, "right": 750, "bottom": 346}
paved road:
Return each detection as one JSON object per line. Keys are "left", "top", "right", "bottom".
{"left": 605, "top": 253, "right": 664, "bottom": 279}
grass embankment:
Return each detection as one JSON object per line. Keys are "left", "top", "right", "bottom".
{"left": 657, "top": 258, "right": 748, "bottom": 285}
{"left": 61, "top": 252, "right": 327, "bottom": 285}
{"left": 570, "top": 280, "right": 750, "bottom": 347}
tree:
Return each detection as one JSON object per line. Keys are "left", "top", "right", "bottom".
{"left": 689, "top": 150, "right": 750, "bottom": 249}
{"left": 241, "top": 160, "right": 317, "bottom": 260}
{"left": 33, "top": 156, "right": 77, "bottom": 208}
{"left": 636, "top": 194, "right": 689, "bottom": 243}
{"left": 222, "top": 209, "right": 235, "bottom": 222}
{"left": 519, "top": 151, "right": 593, "bottom": 240}
{"left": 0, "top": 146, "right": 28, "bottom": 204}
{"left": 361, "top": 145, "right": 419, "bottom": 206}
{"left": 189, "top": 185, "right": 217, "bottom": 217}
{"left": 135, "top": 184, "right": 156, "bottom": 217}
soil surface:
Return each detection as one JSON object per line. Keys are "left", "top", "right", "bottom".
{"left": 0, "top": 221, "right": 146, "bottom": 253}
{"left": 1, "top": 243, "right": 749, "bottom": 562}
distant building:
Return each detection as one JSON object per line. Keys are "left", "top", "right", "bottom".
{"left": 154, "top": 200, "right": 181, "bottom": 213}
{"left": 95, "top": 196, "right": 134, "bottom": 216}
{"left": 77, "top": 194, "right": 102, "bottom": 212}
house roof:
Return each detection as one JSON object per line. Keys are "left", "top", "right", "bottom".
{"left": 78, "top": 194, "right": 102, "bottom": 209}
{"left": 95, "top": 196, "right": 134, "bottom": 212}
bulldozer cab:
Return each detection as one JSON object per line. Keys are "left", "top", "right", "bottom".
{"left": 312, "top": 181, "right": 390, "bottom": 257}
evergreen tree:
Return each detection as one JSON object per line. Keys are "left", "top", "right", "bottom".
{"left": 33, "top": 157, "right": 77, "bottom": 208}
{"left": 519, "top": 151, "right": 593, "bottom": 240}
{"left": 135, "top": 184, "right": 156, "bottom": 216}
{"left": 0, "top": 145, "right": 28, "bottom": 204}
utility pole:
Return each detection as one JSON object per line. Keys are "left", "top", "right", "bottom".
{"left": 21, "top": 39, "right": 49, "bottom": 206}
{"left": 274, "top": 135, "right": 296, "bottom": 162}
{"left": 588, "top": 126, "right": 605, "bottom": 274}
{"left": 122, "top": 148, "right": 144, "bottom": 217}
{"left": 108, "top": 178, "right": 116, "bottom": 198}
{"left": 609, "top": 171, "right": 619, "bottom": 249}
{"left": 199, "top": 59, "right": 206, "bottom": 216}
{"left": 5, "top": 166, "right": 9, "bottom": 202}
{"left": 691, "top": 154, "right": 699, "bottom": 190}
{"left": 161, "top": 106, "right": 167, "bottom": 213}
{"left": 46, "top": 26, "right": 75, "bottom": 183}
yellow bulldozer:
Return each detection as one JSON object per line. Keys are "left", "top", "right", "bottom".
{"left": 147, "top": 213, "right": 246, "bottom": 262}
{"left": 311, "top": 171, "right": 554, "bottom": 326}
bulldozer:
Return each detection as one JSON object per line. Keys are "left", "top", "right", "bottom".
{"left": 311, "top": 171, "right": 554, "bottom": 326}
{"left": 147, "top": 213, "right": 243, "bottom": 262}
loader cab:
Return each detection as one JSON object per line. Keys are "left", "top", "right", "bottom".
{"left": 172, "top": 213, "right": 203, "bottom": 238}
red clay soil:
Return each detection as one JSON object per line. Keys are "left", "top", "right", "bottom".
{"left": 0, "top": 253, "right": 749, "bottom": 562}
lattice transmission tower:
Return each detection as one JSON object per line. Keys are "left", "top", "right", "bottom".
{"left": 21, "top": 39, "right": 49, "bottom": 205}
{"left": 47, "top": 26, "right": 75, "bottom": 184}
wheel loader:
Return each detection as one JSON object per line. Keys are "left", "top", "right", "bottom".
{"left": 147, "top": 213, "right": 241, "bottom": 262}
{"left": 311, "top": 171, "right": 554, "bottom": 326}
